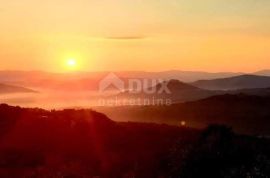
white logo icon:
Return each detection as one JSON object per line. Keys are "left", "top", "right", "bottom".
{"left": 99, "top": 73, "right": 125, "bottom": 93}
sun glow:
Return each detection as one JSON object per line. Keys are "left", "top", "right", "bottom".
{"left": 66, "top": 59, "right": 77, "bottom": 69}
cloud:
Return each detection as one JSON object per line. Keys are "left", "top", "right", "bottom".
{"left": 105, "top": 36, "right": 147, "bottom": 40}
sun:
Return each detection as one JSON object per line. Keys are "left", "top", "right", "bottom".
{"left": 66, "top": 59, "right": 77, "bottom": 68}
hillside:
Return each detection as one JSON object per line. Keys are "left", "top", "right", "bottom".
{"left": 229, "top": 87, "right": 270, "bottom": 96}
{"left": 117, "top": 79, "right": 221, "bottom": 103}
{"left": 0, "top": 104, "right": 198, "bottom": 177}
{"left": 0, "top": 104, "right": 269, "bottom": 177}
{"left": 95, "top": 94, "right": 270, "bottom": 135}
{"left": 191, "top": 75, "right": 270, "bottom": 90}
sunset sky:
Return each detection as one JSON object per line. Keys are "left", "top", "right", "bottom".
{"left": 0, "top": 0, "right": 270, "bottom": 72}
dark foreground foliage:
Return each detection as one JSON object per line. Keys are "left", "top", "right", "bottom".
{"left": 0, "top": 104, "right": 269, "bottom": 178}
{"left": 170, "top": 125, "right": 270, "bottom": 178}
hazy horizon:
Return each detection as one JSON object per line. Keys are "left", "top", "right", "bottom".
{"left": 0, "top": 68, "right": 269, "bottom": 74}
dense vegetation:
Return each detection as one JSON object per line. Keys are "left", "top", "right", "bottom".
{"left": 0, "top": 104, "right": 269, "bottom": 177}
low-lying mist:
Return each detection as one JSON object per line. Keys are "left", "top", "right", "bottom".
{"left": 0, "top": 90, "right": 103, "bottom": 109}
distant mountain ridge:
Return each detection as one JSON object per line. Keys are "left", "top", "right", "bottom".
{"left": 113, "top": 77, "right": 270, "bottom": 103}
{"left": 229, "top": 87, "right": 270, "bottom": 96}
{"left": 116, "top": 79, "right": 221, "bottom": 103}
{"left": 191, "top": 74, "right": 270, "bottom": 90}
{"left": 0, "top": 83, "right": 37, "bottom": 94}
{"left": 1, "top": 70, "right": 270, "bottom": 92}
{"left": 0, "top": 70, "right": 243, "bottom": 88}
{"left": 254, "top": 69, "right": 270, "bottom": 76}
{"left": 155, "top": 79, "right": 199, "bottom": 91}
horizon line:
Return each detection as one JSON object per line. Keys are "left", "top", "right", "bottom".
{"left": 0, "top": 69, "right": 269, "bottom": 74}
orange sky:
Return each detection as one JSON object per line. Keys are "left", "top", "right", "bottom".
{"left": 0, "top": 0, "right": 270, "bottom": 72}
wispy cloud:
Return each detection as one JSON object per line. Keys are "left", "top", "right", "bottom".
{"left": 105, "top": 36, "right": 147, "bottom": 40}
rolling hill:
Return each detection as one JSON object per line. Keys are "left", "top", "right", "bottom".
{"left": 116, "top": 79, "right": 221, "bottom": 103}
{"left": 0, "top": 104, "right": 199, "bottom": 177}
{"left": 95, "top": 94, "right": 270, "bottom": 135}
{"left": 191, "top": 74, "right": 270, "bottom": 90}
{"left": 0, "top": 104, "right": 269, "bottom": 177}
{"left": 254, "top": 69, "right": 270, "bottom": 76}
{"left": 229, "top": 87, "right": 270, "bottom": 96}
